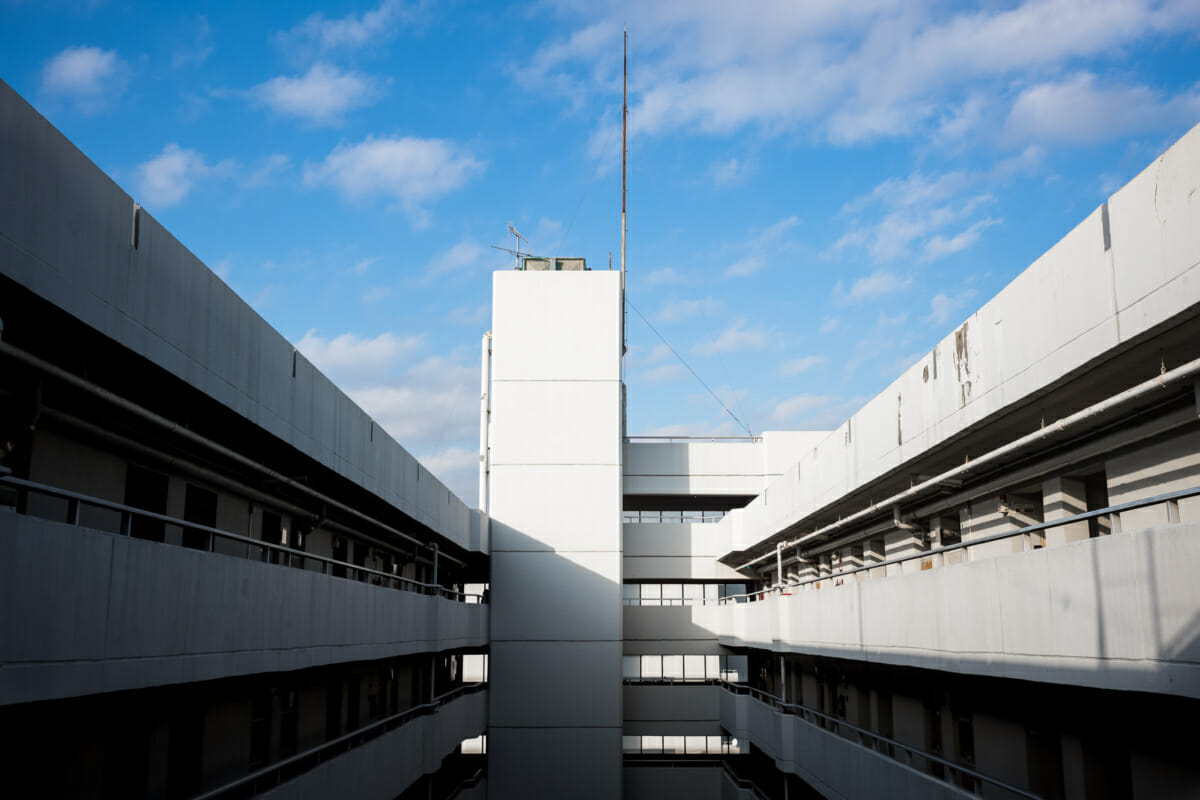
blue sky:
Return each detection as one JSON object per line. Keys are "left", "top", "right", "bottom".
{"left": 3, "top": 0, "right": 1200, "bottom": 503}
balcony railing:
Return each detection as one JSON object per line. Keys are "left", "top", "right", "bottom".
{"left": 723, "top": 682, "right": 1038, "bottom": 799}
{"left": 625, "top": 435, "right": 762, "bottom": 443}
{"left": 623, "top": 510, "right": 726, "bottom": 524}
{"left": 191, "top": 682, "right": 487, "bottom": 800}
{"left": 0, "top": 474, "right": 485, "bottom": 604}
{"left": 723, "top": 484, "right": 1200, "bottom": 603}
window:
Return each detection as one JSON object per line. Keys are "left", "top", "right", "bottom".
{"left": 124, "top": 465, "right": 168, "bottom": 542}
{"left": 182, "top": 484, "right": 217, "bottom": 551}
{"left": 249, "top": 690, "right": 272, "bottom": 769}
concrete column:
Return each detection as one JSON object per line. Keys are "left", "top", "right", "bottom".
{"left": 885, "top": 530, "right": 925, "bottom": 576}
{"left": 797, "top": 556, "right": 818, "bottom": 589}
{"left": 1043, "top": 476, "right": 1090, "bottom": 547}
{"left": 486, "top": 270, "right": 624, "bottom": 798}
{"left": 863, "top": 538, "right": 886, "bottom": 579}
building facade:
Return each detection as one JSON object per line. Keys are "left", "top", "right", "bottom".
{"left": 4, "top": 74, "right": 1200, "bottom": 799}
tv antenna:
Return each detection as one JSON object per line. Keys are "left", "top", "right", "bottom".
{"left": 490, "top": 224, "right": 531, "bottom": 270}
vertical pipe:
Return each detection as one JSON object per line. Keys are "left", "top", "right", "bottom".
{"left": 431, "top": 543, "right": 439, "bottom": 593}
{"left": 479, "top": 331, "right": 492, "bottom": 515}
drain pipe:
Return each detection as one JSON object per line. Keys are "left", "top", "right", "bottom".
{"left": 738, "top": 354, "right": 1200, "bottom": 571}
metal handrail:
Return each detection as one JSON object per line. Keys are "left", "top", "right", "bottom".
{"left": 722, "top": 682, "right": 1040, "bottom": 799}
{"left": 723, "top": 484, "right": 1200, "bottom": 602}
{"left": 622, "top": 597, "right": 725, "bottom": 607}
{"left": 623, "top": 510, "right": 726, "bottom": 524}
{"left": 622, "top": 677, "right": 724, "bottom": 686}
{"left": 625, "top": 435, "right": 763, "bottom": 442}
{"left": 190, "top": 682, "right": 487, "bottom": 800}
{"left": 444, "top": 766, "right": 485, "bottom": 798}
{"left": 623, "top": 758, "right": 770, "bottom": 799}
{"left": 0, "top": 476, "right": 485, "bottom": 604}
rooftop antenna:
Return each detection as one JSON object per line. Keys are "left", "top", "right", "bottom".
{"left": 509, "top": 223, "right": 529, "bottom": 270}
{"left": 491, "top": 224, "right": 531, "bottom": 270}
{"left": 621, "top": 28, "right": 628, "bottom": 354}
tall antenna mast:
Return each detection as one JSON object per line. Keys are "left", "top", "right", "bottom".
{"left": 621, "top": 28, "right": 628, "bottom": 354}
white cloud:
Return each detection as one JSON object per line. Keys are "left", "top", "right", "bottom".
{"left": 295, "top": 328, "right": 425, "bottom": 384}
{"left": 531, "top": 217, "right": 563, "bottom": 247}
{"left": 925, "top": 288, "right": 978, "bottom": 326}
{"left": 1006, "top": 72, "right": 1200, "bottom": 144}
{"left": 657, "top": 297, "right": 720, "bottom": 322}
{"left": 351, "top": 258, "right": 377, "bottom": 275}
{"left": 447, "top": 305, "right": 490, "bottom": 326}
{"left": 172, "top": 16, "right": 214, "bottom": 69}
{"left": 416, "top": 445, "right": 478, "bottom": 506}
{"left": 644, "top": 267, "right": 687, "bottom": 286}
{"left": 836, "top": 169, "right": 997, "bottom": 263}
{"left": 275, "top": 0, "right": 421, "bottom": 59}
{"left": 710, "top": 156, "right": 754, "bottom": 186}
{"left": 363, "top": 286, "right": 392, "bottom": 303}
{"left": 293, "top": 328, "right": 479, "bottom": 502}
{"left": 41, "top": 46, "right": 128, "bottom": 114}
{"left": 724, "top": 254, "right": 764, "bottom": 278}
{"left": 526, "top": 0, "right": 1200, "bottom": 154}
{"left": 252, "top": 63, "right": 384, "bottom": 125}
{"left": 922, "top": 218, "right": 1000, "bottom": 261}
{"left": 242, "top": 153, "right": 291, "bottom": 189}
{"left": 820, "top": 316, "right": 839, "bottom": 334}
{"left": 779, "top": 355, "right": 827, "bottom": 377}
{"left": 695, "top": 320, "right": 771, "bottom": 355}
{"left": 134, "top": 144, "right": 211, "bottom": 209}
{"left": 773, "top": 394, "right": 835, "bottom": 422}
{"left": 839, "top": 270, "right": 911, "bottom": 301}
{"left": 639, "top": 363, "right": 687, "bottom": 384}
{"left": 628, "top": 343, "right": 672, "bottom": 366}
{"left": 350, "top": 354, "right": 479, "bottom": 448}
{"left": 724, "top": 215, "right": 799, "bottom": 278}
{"left": 304, "top": 135, "right": 483, "bottom": 226}
{"left": 421, "top": 241, "right": 485, "bottom": 282}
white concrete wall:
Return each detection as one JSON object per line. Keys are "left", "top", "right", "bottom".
{"left": 258, "top": 689, "right": 487, "bottom": 800}
{"left": 718, "top": 120, "right": 1200, "bottom": 558}
{"left": 624, "top": 606, "right": 722, "bottom": 652}
{"left": 0, "top": 80, "right": 482, "bottom": 553}
{"left": 624, "top": 764, "right": 724, "bottom": 800}
{"left": 721, "top": 690, "right": 974, "bottom": 800}
{"left": 719, "top": 522, "right": 1200, "bottom": 698}
{"left": 624, "top": 523, "right": 746, "bottom": 581}
{"left": 623, "top": 432, "right": 826, "bottom": 497}
{"left": 623, "top": 684, "right": 720, "bottom": 722}
{"left": 0, "top": 514, "right": 487, "bottom": 705}
{"left": 486, "top": 269, "right": 624, "bottom": 798}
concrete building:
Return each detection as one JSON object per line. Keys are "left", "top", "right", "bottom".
{"left": 4, "top": 74, "right": 1200, "bottom": 799}
{"left": 0, "top": 80, "right": 489, "bottom": 799}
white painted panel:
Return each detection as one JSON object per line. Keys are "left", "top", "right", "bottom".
{"left": 623, "top": 606, "right": 722, "bottom": 642}
{"left": 489, "top": 640, "right": 623, "bottom": 726}
{"left": 490, "top": 270, "right": 622, "bottom": 382}
{"left": 1110, "top": 122, "right": 1200, "bottom": 342}
{"left": 623, "top": 556, "right": 745, "bottom": 581}
{"left": 490, "top": 550, "right": 621, "bottom": 641}
{"left": 488, "top": 727, "right": 622, "bottom": 799}
{"left": 623, "top": 685, "right": 720, "bottom": 721}
{"left": 489, "top": 465, "right": 621, "bottom": 551}
{"left": 490, "top": 379, "right": 621, "bottom": 466}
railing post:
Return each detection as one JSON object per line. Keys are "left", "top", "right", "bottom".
{"left": 66, "top": 498, "right": 79, "bottom": 525}
{"left": 431, "top": 543, "right": 439, "bottom": 594}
